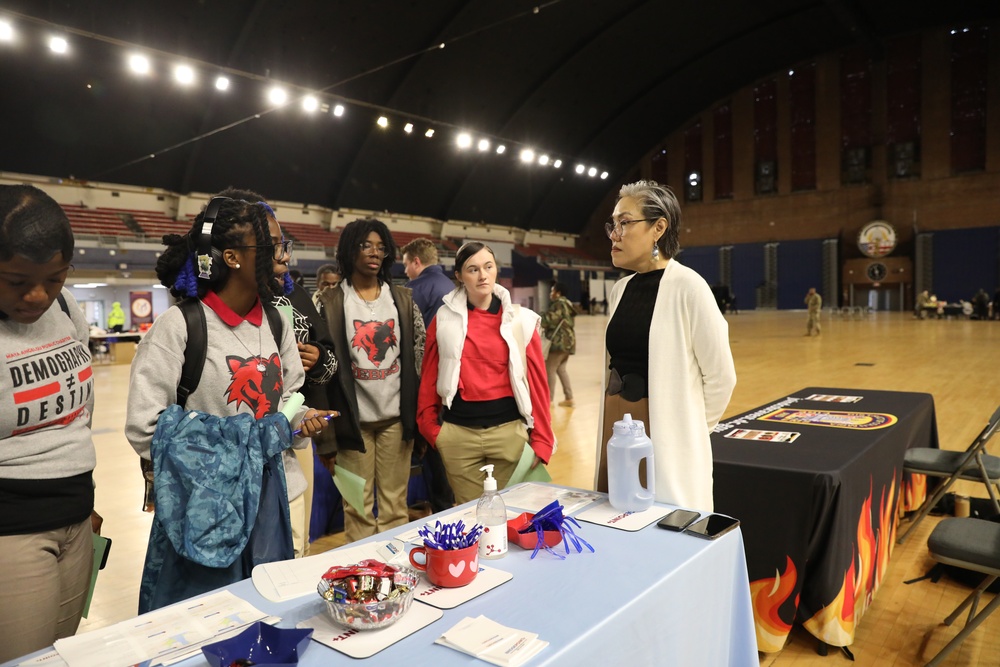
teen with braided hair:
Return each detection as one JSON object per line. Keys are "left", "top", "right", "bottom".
{"left": 215, "top": 187, "right": 338, "bottom": 557}
{"left": 125, "top": 197, "right": 335, "bottom": 612}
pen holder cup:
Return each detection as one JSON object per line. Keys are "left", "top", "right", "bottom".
{"left": 408, "top": 542, "right": 479, "bottom": 588}
{"left": 507, "top": 512, "right": 563, "bottom": 550}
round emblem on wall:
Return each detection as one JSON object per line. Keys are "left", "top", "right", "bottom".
{"left": 131, "top": 297, "right": 152, "bottom": 318}
{"left": 866, "top": 262, "right": 887, "bottom": 282}
{"left": 857, "top": 220, "right": 897, "bottom": 258}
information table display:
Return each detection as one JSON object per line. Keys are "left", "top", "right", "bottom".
{"left": 711, "top": 387, "right": 937, "bottom": 652}
{"left": 7, "top": 484, "right": 759, "bottom": 667}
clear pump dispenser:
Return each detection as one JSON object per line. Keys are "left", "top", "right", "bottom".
{"left": 476, "top": 464, "right": 508, "bottom": 559}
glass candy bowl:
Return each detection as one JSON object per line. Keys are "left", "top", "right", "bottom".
{"left": 318, "top": 566, "right": 419, "bottom": 631}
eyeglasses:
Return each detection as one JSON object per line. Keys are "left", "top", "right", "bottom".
{"left": 604, "top": 217, "right": 661, "bottom": 239}
{"left": 231, "top": 240, "right": 293, "bottom": 259}
{"left": 359, "top": 241, "right": 388, "bottom": 256}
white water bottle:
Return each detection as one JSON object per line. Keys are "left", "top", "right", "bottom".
{"left": 607, "top": 413, "right": 655, "bottom": 512}
{"left": 477, "top": 464, "right": 508, "bottom": 559}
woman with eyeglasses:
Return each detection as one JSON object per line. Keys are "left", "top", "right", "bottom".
{"left": 417, "top": 241, "right": 554, "bottom": 504}
{"left": 125, "top": 196, "right": 335, "bottom": 612}
{"left": 316, "top": 218, "right": 425, "bottom": 541}
{"left": 216, "top": 188, "right": 338, "bottom": 558}
{"left": 597, "top": 180, "right": 736, "bottom": 512}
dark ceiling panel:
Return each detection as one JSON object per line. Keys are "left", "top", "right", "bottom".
{"left": 0, "top": 0, "right": 996, "bottom": 232}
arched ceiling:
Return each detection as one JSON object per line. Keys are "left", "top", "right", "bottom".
{"left": 1, "top": 1, "right": 996, "bottom": 232}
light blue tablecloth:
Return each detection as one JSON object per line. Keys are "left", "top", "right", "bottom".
{"left": 7, "top": 485, "right": 758, "bottom": 667}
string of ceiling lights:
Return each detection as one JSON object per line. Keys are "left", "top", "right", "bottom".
{"left": 0, "top": 7, "right": 611, "bottom": 182}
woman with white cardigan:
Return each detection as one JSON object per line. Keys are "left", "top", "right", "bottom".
{"left": 596, "top": 180, "right": 736, "bottom": 512}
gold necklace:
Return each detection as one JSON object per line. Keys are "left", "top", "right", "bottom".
{"left": 229, "top": 323, "right": 266, "bottom": 372}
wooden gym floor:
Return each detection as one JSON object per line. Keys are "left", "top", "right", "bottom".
{"left": 82, "top": 308, "right": 1000, "bottom": 665}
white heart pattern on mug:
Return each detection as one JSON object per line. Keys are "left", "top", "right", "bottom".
{"left": 448, "top": 560, "right": 466, "bottom": 577}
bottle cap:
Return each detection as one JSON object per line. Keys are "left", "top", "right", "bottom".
{"left": 480, "top": 464, "right": 497, "bottom": 491}
{"left": 613, "top": 412, "right": 634, "bottom": 436}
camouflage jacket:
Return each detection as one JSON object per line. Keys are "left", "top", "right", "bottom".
{"left": 541, "top": 296, "right": 576, "bottom": 354}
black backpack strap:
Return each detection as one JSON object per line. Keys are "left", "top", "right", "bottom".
{"left": 262, "top": 302, "right": 286, "bottom": 348}
{"left": 176, "top": 299, "right": 207, "bottom": 409}
{"left": 56, "top": 292, "right": 71, "bottom": 318}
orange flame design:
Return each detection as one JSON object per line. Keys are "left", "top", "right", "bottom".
{"left": 804, "top": 473, "right": 901, "bottom": 646}
{"left": 750, "top": 556, "right": 798, "bottom": 652}
{"left": 900, "top": 473, "right": 927, "bottom": 513}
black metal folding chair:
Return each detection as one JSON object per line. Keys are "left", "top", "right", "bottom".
{"left": 897, "top": 405, "right": 1000, "bottom": 545}
{"left": 923, "top": 517, "right": 1000, "bottom": 666}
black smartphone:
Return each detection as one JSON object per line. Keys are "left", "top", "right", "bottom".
{"left": 656, "top": 509, "right": 701, "bottom": 531}
{"left": 683, "top": 514, "right": 740, "bottom": 540}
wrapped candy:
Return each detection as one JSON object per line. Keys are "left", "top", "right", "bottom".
{"left": 317, "top": 560, "right": 418, "bottom": 630}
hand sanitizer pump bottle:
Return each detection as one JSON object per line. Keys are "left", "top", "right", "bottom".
{"left": 477, "top": 464, "right": 508, "bottom": 559}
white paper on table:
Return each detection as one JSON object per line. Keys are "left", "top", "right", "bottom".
{"left": 412, "top": 565, "right": 513, "bottom": 609}
{"left": 52, "top": 591, "right": 277, "bottom": 667}
{"left": 573, "top": 501, "right": 671, "bottom": 531}
{"left": 251, "top": 539, "right": 407, "bottom": 602}
{"left": 499, "top": 483, "right": 602, "bottom": 515}
{"left": 300, "top": 600, "right": 443, "bottom": 658}
{"left": 395, "top": 507, "right": 519, "bottom": 545}
{"left": 17, "top": 650, "right": 68, "bottom": 667}
{"left": 436, "top": 615, "right": 548, "bottom": 667}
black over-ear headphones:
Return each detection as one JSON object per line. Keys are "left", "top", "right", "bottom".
{"left": 195, "top": 197, "right": 231, "bottom": 280}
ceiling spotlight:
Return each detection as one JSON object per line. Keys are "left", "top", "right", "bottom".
{"left": 496, "top": 145, "right": 506, "bottom": 154}
{"left": 575, "top": 164, "right": 585, "bottom": 174}
{"left": 600, "top": 171, "right": 609, "bottom": 179}
{"left": 456, "top": 132, "right": 472, "bottom": 149}
{"left": 538, "top": 155, "right": 550, "bottom": 166}
{"left": 0, "top": 20, "right": 14, "bottom": 42}
{"left": 215, "top": 76, "right": 230, "bottom": 91}
{"left": 49, "top": 36, "right": 68, "bottom": 54}
{"left": 404, "top": 122, "right": 414, "bottom": 134}
{"left": 129, "top": 54, "right": 151, "bottom": 74}
{"left": 587, "top": 167, "right": 597, "bottom": 177}
{"left": 425, "top": 128, "right": 435, "bottom": 138}
{"left": 520, "top": 149, "right": 535, "bottom": 163}
{"left": 553, "top": 159, "right": 562, "bottom": 168}
{"left": 173, "top": 64, "right": 195, "bottom": 85}
{"left": 333, "top": 104, "right": 345, "bottom": 117}
{"left": 268, "top": 87, "right": 288, "bottom": 106}
{"left": 788, "top": 69, "right": 795, "bottom": 76}
{"left": 377, "top": 116, "right": 389, "bottom": 128}
{"left": 478, "top": 139, "right": 490, "bottom": 152}
{"left": 302, "top": 95, "right": 319, "bottom": 112}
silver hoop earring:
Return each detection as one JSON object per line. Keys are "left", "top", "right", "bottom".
{"left": 651, "top": 243, "right": 660, "bottom": 261}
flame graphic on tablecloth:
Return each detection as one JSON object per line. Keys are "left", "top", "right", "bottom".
{"left": 750, "top": 556, "right": 798, "bottom": 652}
{"left": 900, "top": 472, "right": 927, "bottom": 513}
{"left": 803, "top": 474, "right": 899, "bottom": 646}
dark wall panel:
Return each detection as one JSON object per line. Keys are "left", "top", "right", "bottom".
{"left": 678, "top": 245, "right": 720, "bottom": 286}
{"left": 777, "top": 239, "right": 825, "bottom": 309}
{"left": 932, "top": 226, "right": 1000, "bottom": 301}
{"left": 731, "top": 243, "right": 766, "bottom": 310}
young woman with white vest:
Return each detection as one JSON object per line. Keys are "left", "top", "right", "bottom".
{"left": 417, "top": 241, "right": 554, "bottom": 504}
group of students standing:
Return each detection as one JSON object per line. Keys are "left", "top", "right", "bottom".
{"left": 0, "top": 178, "right": 736, "bottom": 661}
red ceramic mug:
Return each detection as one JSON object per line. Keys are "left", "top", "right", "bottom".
{"left": 408, "top": 542, "right": 480, "bottom": 588}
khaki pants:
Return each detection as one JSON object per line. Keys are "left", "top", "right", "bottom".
{"left": 545, "top": 350, "right": 573, "bottom": 401}
{"left": 807, "top": 312, "right": 821, "bottom": 335}
{"left": 435, "top": 419, "right": 527, "bottom": 504}
{"left": 0, "top": 517, "right": 93, "bottom": 662}
{"left": 338, "top": 419, "right": 413, "bottom": 543}
{"left": 597, "top": 392, "right": 651, "bottom": 493}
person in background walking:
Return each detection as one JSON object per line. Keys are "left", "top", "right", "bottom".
{"left": 805, "top": 287, "right": 822, "bottom": 336}
{"left": 542, "top": 281, "right": 576, "bottom": 408}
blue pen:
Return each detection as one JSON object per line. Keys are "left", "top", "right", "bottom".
{"left": 292, "top": 412, "right": 337, "bottom": 436}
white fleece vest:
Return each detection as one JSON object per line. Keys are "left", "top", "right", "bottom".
{"left": 434, "top": 284, "right": 539, "bottom": 429}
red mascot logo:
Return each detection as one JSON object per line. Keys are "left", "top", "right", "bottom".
{"left": 225, "top": 353, "right": 283, "bottom": 418}
{"left": 351, "top": 319, "right": 397, "bottom": 367}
